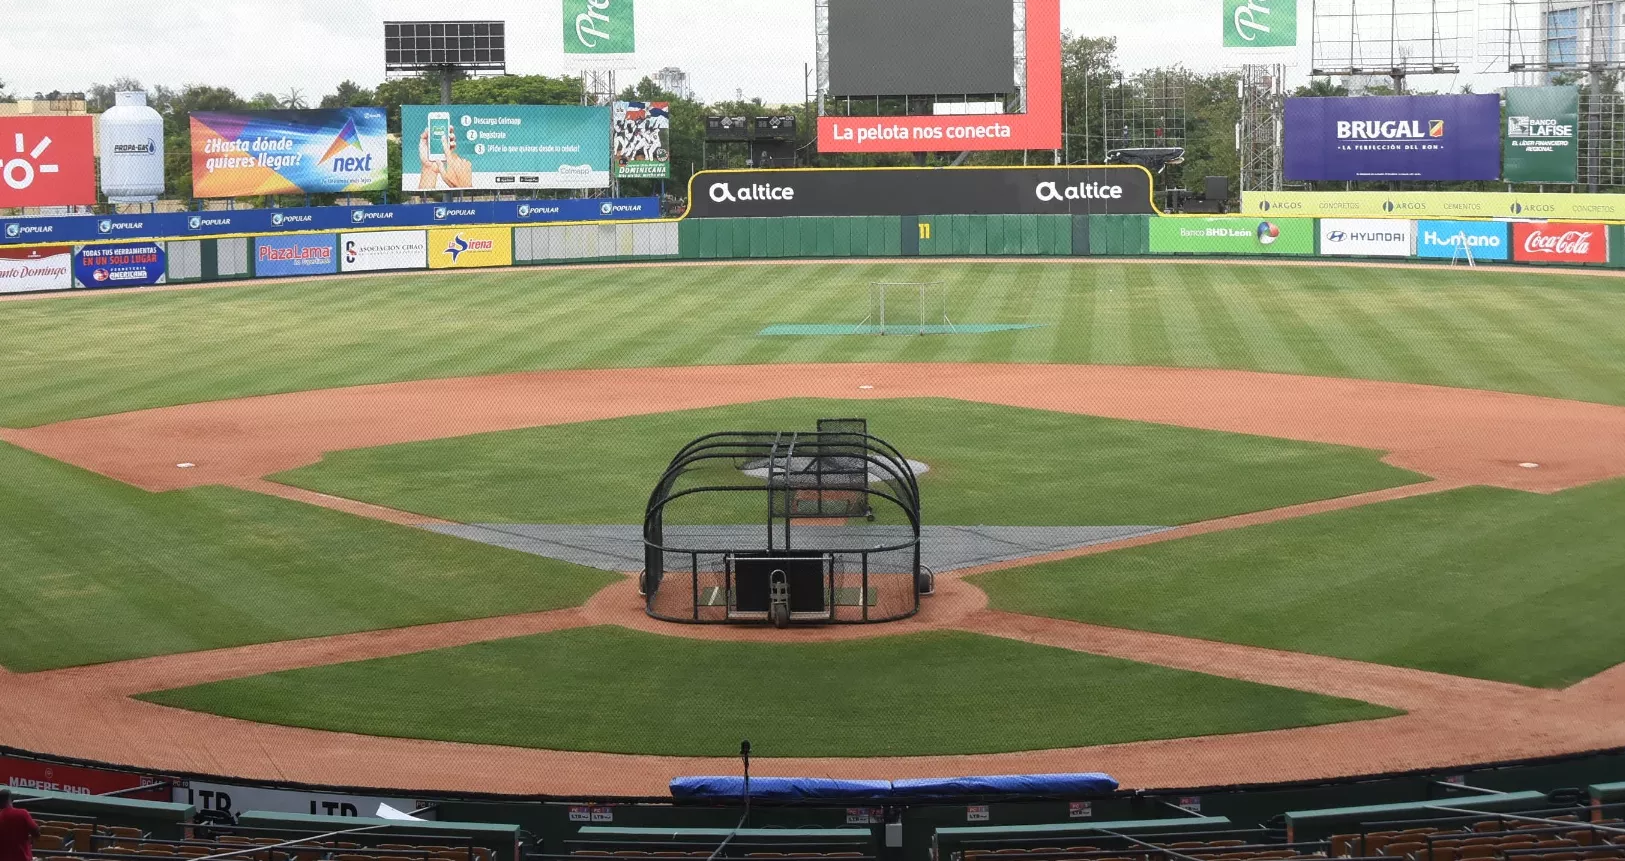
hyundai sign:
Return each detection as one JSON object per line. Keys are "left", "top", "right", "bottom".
{"left": 1318, "top": 219, "right": 1413, "bottom": 257}
{"left": 684, "top": 167, "right": 1156, "bottom": 218}
{"left": 1285, "top": 95, "right": 1502, "bottom": 181}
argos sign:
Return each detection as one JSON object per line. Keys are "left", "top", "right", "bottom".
{"left": 1512, "top": 222, "right": 1607, "bottom": 264}
{"left": 0, "top": 116, "right": 96, "bottom": 207}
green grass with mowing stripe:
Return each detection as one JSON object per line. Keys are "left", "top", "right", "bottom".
{"left": 270, "top": 399, "right": 1422, "bottom": 526}
{"left": 137, "top": 627, "right": 1400, "bottom": 756}
{"left": 973, "top": 481, "right": 1625, "bottom": 688}
{"left": 0, "top": 442, "right": 618, "bottom": 672}
{"left": 2, "top": 261, "right": 1625, "bottom": 427}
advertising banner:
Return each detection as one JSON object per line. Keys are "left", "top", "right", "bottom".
{"left": 1242, "top": 190, "right": 1625, "bottom": 221}
{"left": 0, "top": 116, "right": 97, "bottom": 208}
{"left": 1, "top": 199, "right": 660, "bottom": 247}
{"left": 614, "top": 101, "right": 670, "bottom": 178}
{"left": 1149, "top": 217, "right": 1315, "bottom": 255}
{"left": 402, "top": 105, "right": 611, "bottom": 191}
{"left": 173, "top": 780, "right": 424, "bottom": 819}
{"left": 1505, "top": 87, "right": 1579, "bottom": 184}
{"left": 1319, "top": 219, "right": 1413, "bottom": 257}
{"left": 1284, "top": 94, "right": 1502, "bottom": 181}
{"left": 1224, "top": 0, "right": 1297, "bottom": 48}
{"left": 564, "top": 0, "right": 634, "bottom": 53}
{"left": 429, "top": 227, "right": 514, "bottom": 269}
{"left": 686, "top": 166, "right": 1155, "bottom": 218}
{"left": 340, "top": 230, "right": 427, "bottom": 272}
{"left": 1511, "top": 222, "right": 1607, "bottom": 264}
{"left": 255, "top": 234, "right": 339, "bottom": 277}
{"left": 190, "top": 109, "right": 389, "bottom": 198}
{"left": 0, "top": 246, "right": 74, "bottom": 293}
{"left": 817, "top": 0, "right": 1060, "bottom": 153}
{"left": 75, "top": 243, "right": 167, "bottom": 289}
{"left": 1, "top": 755, "right": 168, "bottom": 800}
{"left": 1416, "top": 221, "right": 1510, "bottom": 261}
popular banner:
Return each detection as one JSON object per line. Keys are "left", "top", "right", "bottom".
{"left": 687, "top": 166, "right": 1156, "bottom": 218}
{"left": 255, "top": 235, "right": 338, "bottom": 277}
{"left": 1416, "top": 221, "right": 1510, "bottom": 261}
{"left": 190, "top": 109, "right": 389, "bottom": 198}
{"left": 614, "top": 101, "right": 670, "bottom": 179}
{"left": 75, "top": 243, "right": 167, "bottom": 288}
{"left": 1150, "top": 217, "right": 1314, "bottom": 255}
{"left": 1284, "top": 94, "right": 1502, "bottom": 181}
{"left": 1512, "top": 222, "right": 1607, "bottom": 264}
{"left": 0, "top": 246, "right": 73, "bottom": 293}
{"left": 1242, "top": 190, "right": 1625, "bottom": 221}
{"left": 0, "top": 116, "right": 96, "bottom": 207}
{"left": 402, "top": 105, "right": 611, "bottom": 191}
{"left": 429, "top": 227, "right": 514, "bottom": 269}
{"left": 1505, "top": 87, "right": 1579, "bottom": 184}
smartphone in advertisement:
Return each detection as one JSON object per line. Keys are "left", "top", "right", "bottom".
{"left": 427, "top": 112, "right": 451, "bottom": 162}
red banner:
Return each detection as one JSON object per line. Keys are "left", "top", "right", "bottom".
{"left": 0, "top": 755, "right": 168, "bottom": 800}
{"left": 0, "top": 116, "right": 97, "bottom": 208}
{"left": 817, "top": 0, "right": 1061, "bottom": 153}
{"left": 1512, "top": 222, "right": 1608, "bottom": 264}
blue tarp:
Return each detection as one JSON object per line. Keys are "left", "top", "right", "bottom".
{"left": 669, "top": 774, "right": 1119, "bottom": 801}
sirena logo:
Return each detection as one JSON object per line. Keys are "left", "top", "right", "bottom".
{"left": 709, "top": 181, "right": 795, "bottom": 203}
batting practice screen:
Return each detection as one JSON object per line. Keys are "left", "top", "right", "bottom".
{"left": 827, "top": 0, "right": 1016, "bottom": 97}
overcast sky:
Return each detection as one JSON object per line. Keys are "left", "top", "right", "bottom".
{"left": 1, "top": 1, "right": 1503, "bottom": 104}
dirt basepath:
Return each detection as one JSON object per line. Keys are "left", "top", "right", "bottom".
{"left": 2, "top": 363, "right": 1624, "bottom": 795}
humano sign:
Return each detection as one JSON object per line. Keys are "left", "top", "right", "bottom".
{"left": 686, "top": 167, "right": 1156, "bottom": 218}
{"left": 564, "top": 0, "right": 634, "bottom": 54}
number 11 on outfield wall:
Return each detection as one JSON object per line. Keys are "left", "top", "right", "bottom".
{"left": 919, "top": 222, "right": 932, "bottom": 240}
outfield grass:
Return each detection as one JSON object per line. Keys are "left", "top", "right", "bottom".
{"left": 0, "top": 442, "right": 618, "bottom": 672}
{"left": 3, "top": 261, "right": 1625, "bottom": 427}
{"left": 271, "top": 398, "right": 1421, "bottom": 526}
{"left": 973, "top": 480, "right": 1625, "bottom": 688}
{"left": 138, "top": 627, "right": 1399, "bottom": 756}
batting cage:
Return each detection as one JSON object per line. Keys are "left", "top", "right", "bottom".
{"left": 641, "top": 418, "right": 924, "bottom": 627}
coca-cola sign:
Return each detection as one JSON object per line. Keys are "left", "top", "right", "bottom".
{"left": 1512, "top": 222, "right": 1608, "bottom": 264}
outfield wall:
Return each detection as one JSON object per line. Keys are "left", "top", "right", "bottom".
{"left": 9, "top": 214, "right": 1625, "bottom": 297}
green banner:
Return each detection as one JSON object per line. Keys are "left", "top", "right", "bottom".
{"left": 564, "top": 0, "right": 635, "bottom": 54}
{"left": 1504, "top": 86, "right": 1579, "bottom": 184}
{"left": 1149, "top": 218, "right": 1314, "bottom": 255}
{"left": 1224, "top": 0, "right": 1297, "bottom": 48}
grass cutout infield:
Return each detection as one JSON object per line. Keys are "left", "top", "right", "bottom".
{"left": 272, "top": 398, "right": 1423, "bottom": 527}
{"left": 0, "top": 443, "right": 618, "bottom": 672}
{"left": 138, "top": 627, "right": 1401, "bottom": 757}
{"left": 974, "top": 481, "right": 1625, "bottom": 689}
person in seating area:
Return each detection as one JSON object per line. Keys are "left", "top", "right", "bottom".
{"left": 0, "top": 788, "right": 39, "bottom": 861}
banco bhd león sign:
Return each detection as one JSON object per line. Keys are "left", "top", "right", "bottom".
{"left": 684, "top": 167, "right": 1156, "bottom": 218}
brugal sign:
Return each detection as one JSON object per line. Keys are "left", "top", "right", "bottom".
{"left": 685, "top": 167, "right": 1157, "bottom": 218}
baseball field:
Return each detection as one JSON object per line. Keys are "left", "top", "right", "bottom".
{"left": 1, "top": 258, "right": 1622, "bottom": 795}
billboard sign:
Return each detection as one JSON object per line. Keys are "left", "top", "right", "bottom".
{"left": 174, "top": 780, "right": 424, "bottom": 818}
{"left": 1416, "top": 221, "right": 1510, "bottom": 261}
{"left": 255, "top": 235, "right": 339, "bottom": 277}
{"left": 686, "top": 167, "right": 1155, "bottom": 218}
{"left": 817, "top": 0, "right": 1060, "bottom": 153}
{"left": 1224, "top": 0, "right": 1297, "bottom": 48}
{"left": 1504, "top": 87, "right": 1579, "bottom": 184}
{"left": 0, "top": 246, "right": 74, "bottom": 293}
{"left": 402, "top": 105, "right": 611, "bottom": 191}
{"left": 75, "top": 243, "right": 167, "bottom": 288}
{"left": 1, "top": 755, "right": 168, "bottom": 800}
{"left": 613, "top": 101, "right": 670, "bottom": 178}
{"left": 0, "top": 116, "right": 96, "bottom": 208}
{"left": 1241, "top": 190, "right": 1625, "bottom": 221}
{"left": 1511, "top": 222, "right": 1607, "bottom": 264}
{"left": 1319, "top": 218, "right": 1413, "bottom": 257}
{"left": 564, "top": 0, "right": 635, "bottom": 53}
{"left": 1284, "top": 94, "right": 1502, "bottom": 181}
{"left": 429, "top": 227, "right": 514, "bottom": 269}
{"left": 190, "top": 109, "right": 389, "bottom": 198}
{"left": 1149, "top": 218, "right": 1315, "bottom": 255}
{"left": 340, "top": 230, "right": 427, "bottom": 272}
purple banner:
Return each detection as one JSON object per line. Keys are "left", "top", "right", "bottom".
{"left": 1285, "top": 94, "right": 1502, "bottom": 181}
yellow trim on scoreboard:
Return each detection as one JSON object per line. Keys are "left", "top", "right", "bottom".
{"left": 1241, "top": 191, "right": 1625, "bottom": 221}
